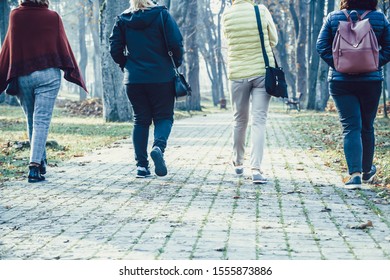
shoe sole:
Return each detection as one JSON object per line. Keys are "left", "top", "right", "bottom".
{"left": 362, "top": 174, "right": 375, "bottom": 184}
{"left": 151, "top": 149, "right": 167, "bottom": 177}
{"left": 28, "top": 178, "right": 45, "bottom": 183}
{"left": 253, "top": 180, "right": 267, "bottom": 184}
{"left": 136, "top": 174, "right": 152, "bottom": 178}
{"left": 344, "top": 184, "right": 362, "bottom": 190}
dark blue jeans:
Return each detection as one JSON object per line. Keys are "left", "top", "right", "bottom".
{"left": 329, "top": 81, "right": 382, "bottom": 175}
{"left": 126, "top": 82, "right": 175, "bottom": 168}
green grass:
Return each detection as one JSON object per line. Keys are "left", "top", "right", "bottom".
{"left": 288, "top": 103, "right": 390, "bottom": 189}
{"left": 0, "top": 102, "right": 221, "bottom": 183}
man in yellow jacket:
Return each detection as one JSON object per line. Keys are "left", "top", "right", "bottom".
{"left": 223, "top": 0, "right": 278, "bottom": 184}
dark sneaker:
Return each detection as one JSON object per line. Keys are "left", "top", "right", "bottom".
{"left": 252, "top": 171, "right": 267, "bottom": 184}
{"left": 40, "top": 159, "right": 47, "bottom": 175}
{"left": 363, "top": 165, "right": 376, "bottom": 183}
{"left": 150, "top": 146, "right": 167, "bottom": 177}
{"left": 136, "top": 166, "right": 151, "bottom": 178}
{"left": 344, "top": 175, "right": 362, "bottom": 190}
{"left": 28, "top": 165, "right": 45, "bottom": 183}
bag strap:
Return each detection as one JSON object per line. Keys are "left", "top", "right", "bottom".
{"left": 160, "top": 12, "right": 179, "bottom": 75}
{"left": 360, "top": 10, "right": 371, "bottom": 20}
{"left": 254, "top": 5, "right": 279, "bottom": 68}
{"left": 342, "top": 9, "right": 372, "bottom": 21}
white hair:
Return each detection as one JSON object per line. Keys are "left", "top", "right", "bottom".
{"left": 129, "top": 0, "right": 156, "bottom": 12}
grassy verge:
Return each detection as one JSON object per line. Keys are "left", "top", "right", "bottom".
{"left": 288, "top": 102, "right": 390, "bottom": 189}
{"left": 0, "top": 101, "right": 220, "bottom": 183}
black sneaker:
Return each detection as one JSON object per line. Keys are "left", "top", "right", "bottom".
{"left": 150, "top": 146, "right": 167, "bottom": 176}
{"left": 40, "top": 159, "right": 47, "bottom": 175}
{"left": 136, "top": 166, "right": 151, "bottom": 178}
{"left": 28, "top": 165, "right": 45, "bottom": 183}
{"left": 363, "top": 165, "right": 376, "bottom": 183}
{"left": 344, "top": 175, "right": 362, "bottom": 190}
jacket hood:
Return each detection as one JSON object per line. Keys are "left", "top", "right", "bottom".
{"left": 120, "top": 6, "right": 166, "bottom": 30}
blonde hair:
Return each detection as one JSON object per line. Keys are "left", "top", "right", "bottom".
{"left": 19, "top": 0, "right": 50, "bottom": 6}
{"left": 129, "top": 0, "right": 156, "bottom": 12}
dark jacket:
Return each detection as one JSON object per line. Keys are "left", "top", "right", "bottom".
{"left": 316, "top": 9, "right": 390, "bottom": 82}
{"left": 109, "top": 6, "right": 183, "bottom": 84}
{"left": 0, "top": 2, "right": 87, "bottom": 94}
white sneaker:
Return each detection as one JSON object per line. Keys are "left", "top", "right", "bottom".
{"left": 232, "top": 162, "right": 244, "bottom": 176}
{"left": 252, "top": 170, "right": 267, "bottom": 184}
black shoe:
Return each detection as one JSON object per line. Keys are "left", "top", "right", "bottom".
{"left": 344, "top": 175, "right": 362, "bottom": 190}
{"left": 28, "top": 166, "right": 45, "bottom": 183}
{"left": 150, "top": 146, "right": 167, "bottom": 177}
{"left": 136, "top": 166, "right": 151, "bottom": 178}
{"left": 40, "top": 159, "right": 47, "bottom": 175}
{"left": 363, "top": 165, "right": 376, "bottom": 183}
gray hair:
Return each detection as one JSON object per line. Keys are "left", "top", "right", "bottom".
{"left": 129, "top": 0, "right": 156, "bottom": 12}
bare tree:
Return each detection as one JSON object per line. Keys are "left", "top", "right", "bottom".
{"left": 87, "top": 0, "right": 103, "bottom": 98}
{"left": 78, "top": 0, "right": 88, "bottom": 101}
{"left": 100, "top": 0, "right": 132, "bottom": 122}
{"left": 0, "top": 0, "right": 18, "bottom": 105}
{"left": 198, "top": 0, "right": 226, "bottom": 107}
{"left": 317, "top": 0, "right": 335, "bottom": 111}
{"left": 307, "top": 0, "right": 325, "bottom": 110}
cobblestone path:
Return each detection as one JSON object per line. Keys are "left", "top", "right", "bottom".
{"left": 1, "top": 110, "right": 389, "bottom": 260}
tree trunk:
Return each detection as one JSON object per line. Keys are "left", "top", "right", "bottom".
{"left": 184, "top": 0, "right": 201, "bottom": 111}
{"left": 307, "top": 0, "right": 325, "bottom": 110}
{"left": 0, "top": 0, "right": 18, "bottom": 105}
{"left": 87, "top": 0, "right": 103, "bottom": 98}
{"left": 316, "top": 0, "right": 335, "bottom": 111}
{"left": 100, "top": 0, "right": 132, "bottom": 122}
{"left": 294, "top": 0, "right": 307, "bottom": 103}
{"left": 0, "top": 0, "right": 10, "bottom": 46}
{"left": 78, "top": 0, "right": 88, "bottom": 101}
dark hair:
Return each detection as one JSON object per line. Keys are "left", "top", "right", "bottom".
{"left": 340, "top": 0, "right": 378, "bottom": 10}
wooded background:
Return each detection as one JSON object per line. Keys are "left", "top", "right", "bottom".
{"left": 1, "top": 0, "right": 389, "bottom": 121}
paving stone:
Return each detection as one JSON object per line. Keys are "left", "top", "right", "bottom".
{"left": 1, "top": 111, "right": 389, "bottom": 260}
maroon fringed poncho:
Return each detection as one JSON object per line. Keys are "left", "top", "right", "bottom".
{"left": 0, "top": 3, "right": 87, "bottom": 94}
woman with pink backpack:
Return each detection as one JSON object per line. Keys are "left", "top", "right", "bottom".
{"left": 316, "top": 0, "right": 390, "bottom": 190}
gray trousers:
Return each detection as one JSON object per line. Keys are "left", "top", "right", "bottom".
{"left": 230, "top": 76, "right": 271, "bottom": 170}
{"left": 16, "top": 68, "right": 61, "bottom": 164}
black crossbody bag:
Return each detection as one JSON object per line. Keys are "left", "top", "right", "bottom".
{"left": 254, "top": 5, "right": 288, "bottom": 98}
{"left": 160, "top": 12, "right": 191, "bottom": 100}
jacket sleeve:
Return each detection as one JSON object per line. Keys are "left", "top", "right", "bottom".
{"left": 163, "top": 11, "right": 184, "bottom": 67}
{"left": 264, "top": 7, "right": 278, "bottom": 47}
{"left": 378, "top": 13, "right": 390, "bottom": 67}
{"left": 109, "top": 16, "right": 126, "bottom": 70}
{"left": 316, "top": 13, "right": 335, "bottom": 68}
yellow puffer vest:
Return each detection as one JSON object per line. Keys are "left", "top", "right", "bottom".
{"left": 223, "top": 0, "right": 278, "bottom": 80}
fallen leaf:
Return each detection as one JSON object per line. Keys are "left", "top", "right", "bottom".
{"left": 320, "top": 207, "right": 332, "bottom": 212}
{"left": 287, "top": 190, "right": 304, "bottom": 194}
{"left": 348, "top": 220, "right": 373, "bottom": 230}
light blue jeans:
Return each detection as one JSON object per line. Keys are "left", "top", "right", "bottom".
{"left": 230, "top": 76, "right": 271, "bottom": 170}
{"left": 16, "top": 68, "right": 61, "bottom": 165}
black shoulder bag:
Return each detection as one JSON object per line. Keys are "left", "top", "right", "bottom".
{"left": 160, "top": 12, "right": 191, "bottom": 100}
{"left": 254, "top": 5, "right": 288, "bottom": 98}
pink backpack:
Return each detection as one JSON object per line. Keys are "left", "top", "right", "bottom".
{"left": 332, "top": 9, "right": 379, "bottom": 74}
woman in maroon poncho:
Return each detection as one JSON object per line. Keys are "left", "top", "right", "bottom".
{"left": 0, "top": 0, "right": 87, "bottom": 183}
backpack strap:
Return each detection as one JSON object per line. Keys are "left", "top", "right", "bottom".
{"left": 342, "top": 9, "right": 350, "bottom": 21}
{"left": 360, "top": 10, "right": 372, "bottom": 20}
{"left": 343, "top": 9, "right": 372, "bottom": 21}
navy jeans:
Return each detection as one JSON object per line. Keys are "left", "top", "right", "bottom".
{"left": 126, "top": 82, "right": 175, "bottom": 168}
{"left": 329, "top": 81, "right": 382, "bottom": 175}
